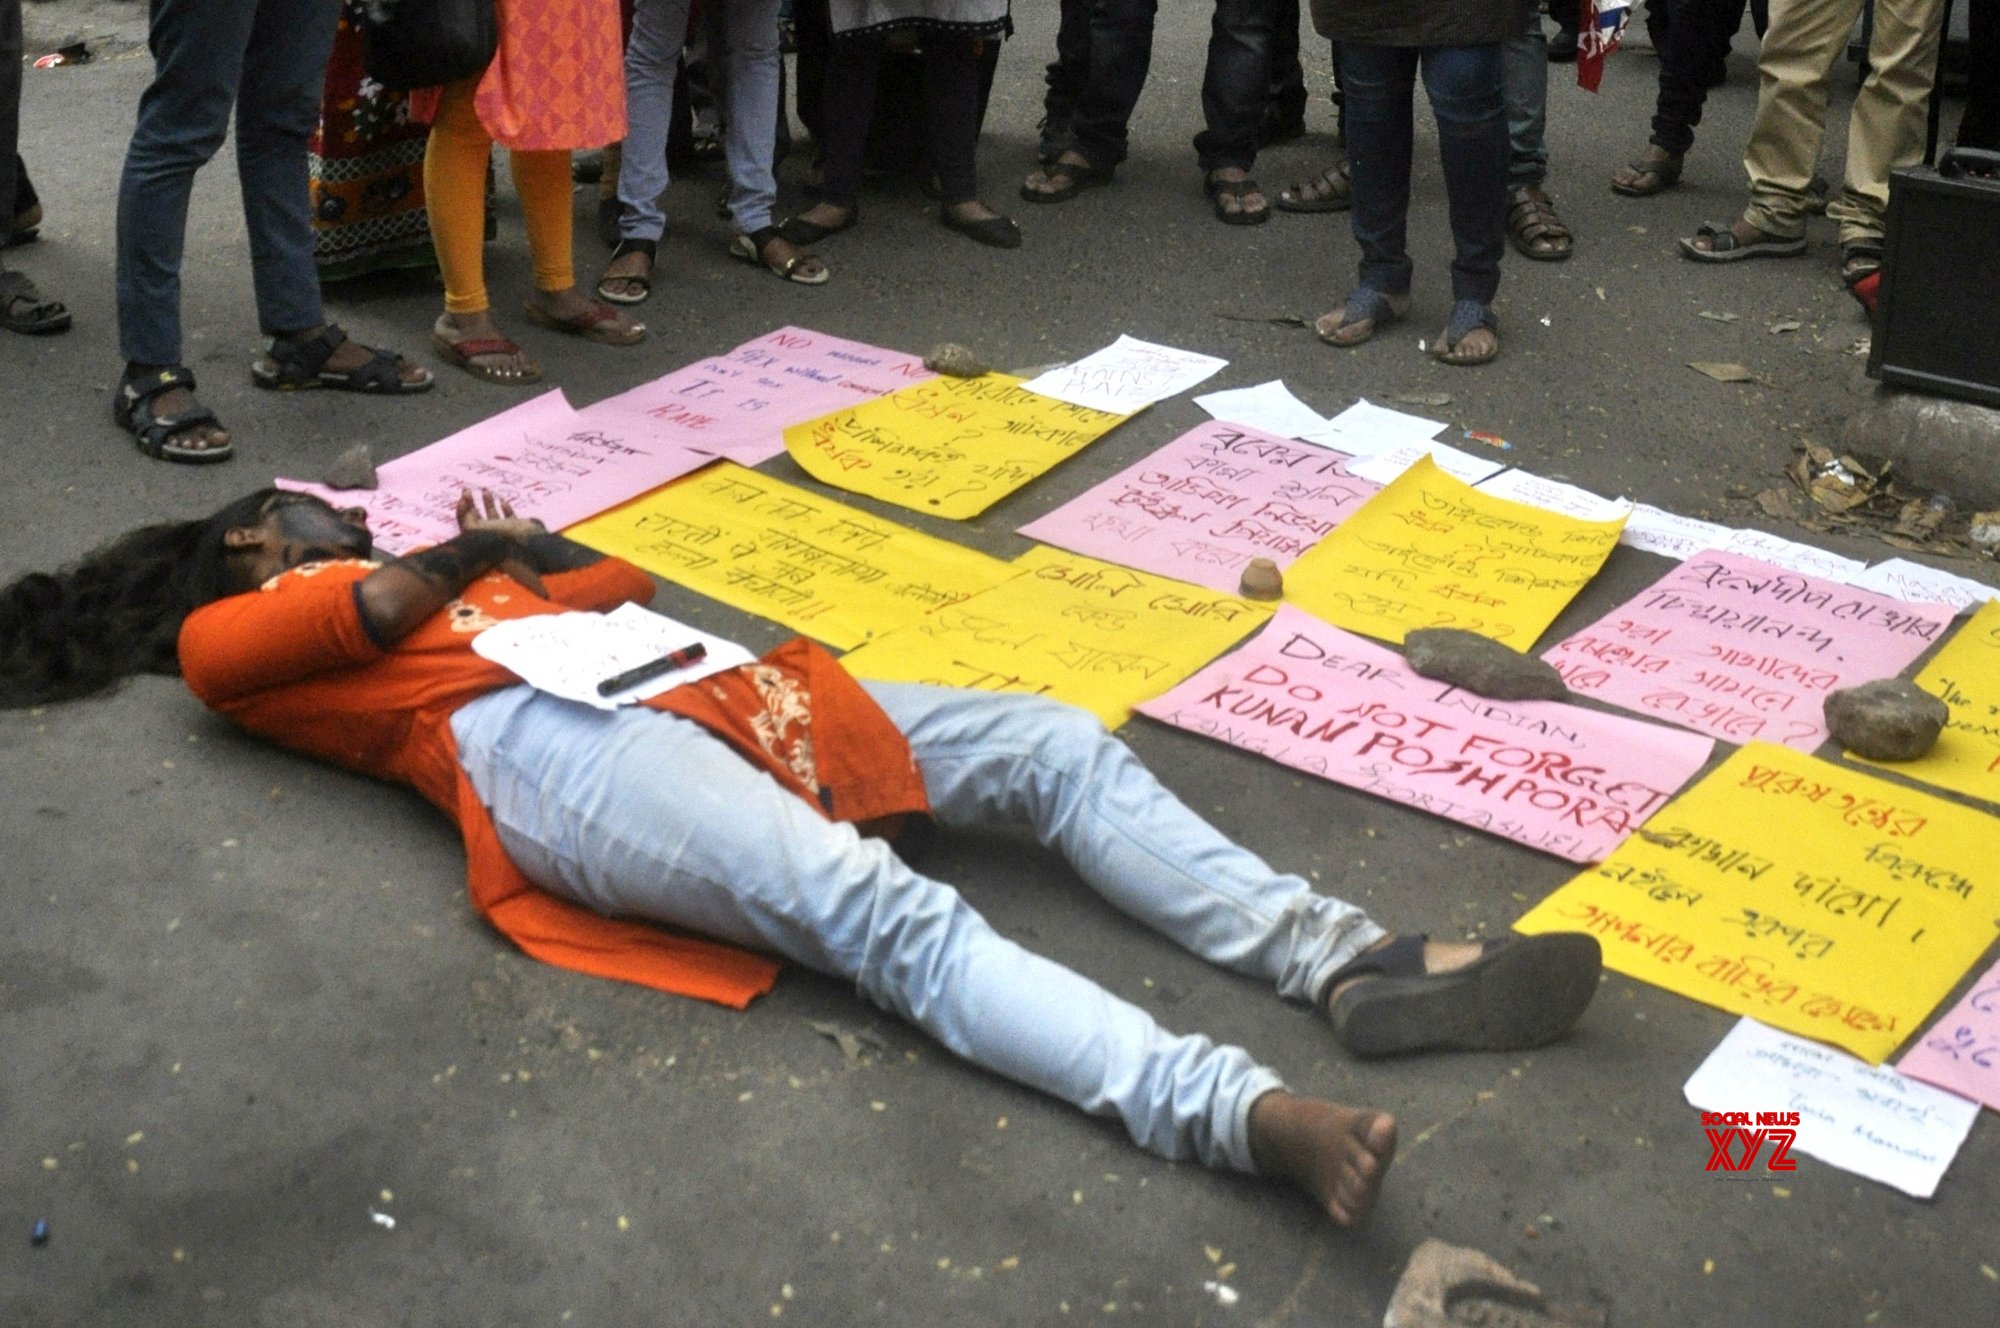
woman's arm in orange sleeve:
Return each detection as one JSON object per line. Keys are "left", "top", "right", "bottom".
{"left": 542, "top": 557, "right": 656, "bottom": 612}
{"left": 177, "top": 571, "right": 383, "bottom": 706}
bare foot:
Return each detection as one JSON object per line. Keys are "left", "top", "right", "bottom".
{"left": 944, "top": 200, "right": 1004, "bottom": 224}
{"left": 598, "top": 246, "right": 654, "bottom": 303}
{"left": 1021, "top": 151, "right": 1102, "bottom": 200}
{"left": 137, "top": 385, "right": 231, "bottom": 454}
{"left": 1247, "top": 1090, "right": 1398, "bottom": 1227}
{"left": 1205, "top": 166, "right": 1269, "bottom": 221}
{"left": 790, "top": 201, "right": 853, "bottom": 231}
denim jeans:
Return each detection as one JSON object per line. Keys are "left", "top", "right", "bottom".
{"left": 115, "top": 0, "right": 335, "bottom": 367}
{"left": 621, "top": 0, "right": 783, "bottom": 240}
{"left": 450, "top": 683, "right": 1386, "bottom": 1170}
{"left": 1050, "top": 0, "right": 1279, "bottom": 174}
{"left": 1503, "top": 9, "right": 1548, "bottom": 189}
{"left": 1339, "top": 42, "right": 1507, "bottom": 305}
{"left": 818, "top": 33, "right": 984, "bottom": 208}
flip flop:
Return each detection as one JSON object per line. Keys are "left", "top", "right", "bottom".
{"left": 1020, "top": 159, "right": 1112, "bottom": 205}
{"left": 430, "top": 331, "right": 544, "bottom": 385}
{"left": 1205, "top": 172, "right": 1271, "bottom": 226}
{"left": 521, "top": 299, "right": 646, "bottom": 345}
{"left": 1432, "top": 300, "right": 1501, "bottom": 367}
{"left": 1315, "top": 288, "right": 1409, "bottom": 347}
{"left": 1325, "top": 933, "right": 1603, "bottom": 1057}
{"left": 1678, "top": 222, "right": 1807, "bottom": 262}
{"left": 1610, "top": 149, "right": 1684, "bottom": 197}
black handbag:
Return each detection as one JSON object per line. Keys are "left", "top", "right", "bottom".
{"left": 361, "top": 0, "right": 499, "bottom": 92}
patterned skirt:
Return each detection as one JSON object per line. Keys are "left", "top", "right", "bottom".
{"left": 309, "top": 2, "right": 436, "bottom": 282}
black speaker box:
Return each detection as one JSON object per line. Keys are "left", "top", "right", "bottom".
{"left": 1868, "top": 148, "right": 2000, "bottom": 408}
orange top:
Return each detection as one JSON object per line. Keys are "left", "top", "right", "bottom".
{"left": 409, "top": 0, "right": 627, "bottom": 150}
{"left": 178, "top": 557, "right": 930, "bottom": 1009}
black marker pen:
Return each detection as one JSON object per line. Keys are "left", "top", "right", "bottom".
{"left": 596, "top": 642, "right": 708, "bottom": 696}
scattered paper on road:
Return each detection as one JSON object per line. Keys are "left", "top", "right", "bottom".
{"left": 1856, "top": 598, "right": 2000, "bottom": 806}
{"left": 1719, "top": 529, "right": 1867, "bottom": 584}
{"left": 1620, "top": 504, "right": 1738, "bottom": 559}
{"left": 1849, "top": 558, "right": 2000, "bottom": 613}
{"left": 1346, "top": 441, "right": 1508, "bottom": 487}
{"left": 1476, "top": 470, "right": 1633, "bottom": 522}
{"left": 1299, "top": 397, "right": 1449, "bottom": 455}
{"left": 1684, "top": 1018, "right": 1979, "bottom": 1199}
{"left": 1021, "top": 335, "right": 1228, "bottom": 414}
{"left": 1191, "top": 379, "right": 1330, "bottom": 438}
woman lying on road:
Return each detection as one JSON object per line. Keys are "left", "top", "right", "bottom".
{"left": 0, "top": 489, "right": 1604, "bottom": 1227}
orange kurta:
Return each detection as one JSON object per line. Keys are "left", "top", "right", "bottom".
{"left": 411, "top": 0, "right": 627, "bottom": 150}
{"left": 178, "top": 556, "right": 931, "bottom": 1008}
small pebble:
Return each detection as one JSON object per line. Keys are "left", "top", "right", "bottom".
{"left": 922, "top": 343, "right": 990, "bottom": 378}
{"left": 1238, "top": 557, "right": 1283, "bottom": 601}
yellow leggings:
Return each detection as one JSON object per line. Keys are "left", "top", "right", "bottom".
{"left": 425, "top": 80, "right": 575, "bottom": 314}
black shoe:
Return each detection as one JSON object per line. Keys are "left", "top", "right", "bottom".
{"left": 1324, "top": 933, "right": 1603, "bottom": 1058}
{"left": 940, "top": 205, "right": 1021, "bottom": 250}
{"left": 1548, "top": 30, "right": 1579, "bottom": 62}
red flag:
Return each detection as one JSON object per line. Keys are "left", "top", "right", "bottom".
{"left": 1577, "top": 0, "right": 1631, "bottom": 93}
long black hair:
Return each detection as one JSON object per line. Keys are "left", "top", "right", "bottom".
{"left": 0, "top": 489, "right": 279, "bottom": 709}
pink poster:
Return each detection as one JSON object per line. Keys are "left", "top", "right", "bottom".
{"left": 1542, "top": 551, "right": 1955, "bottom": 750}
{"left": 1899, "top": 952, "right": 2000, "bottom": 1112}
{"left": 1017, "top": 420, "right": 1381, "bottom": 594}
{"left": 278, "top": 390, "right": 713, "bottom": 554}
{"left": 1137, "top": 604, "right": 1715, "bottom": 862}
{"left": 581, "top": 325, "right": 932, "bottom": 464}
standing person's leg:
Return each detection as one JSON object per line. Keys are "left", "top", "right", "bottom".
{"left": 0, "top": 0, "right": 17, "bottom": 236}
{"left": 720, "top": 0, "right": 826, "bottom": 276}
{"left": 113, "top": 0, "right": 260, "bottom": 456}
{"left": 781, "top": 31, "right": 880, "bottom": 241}
{"left": 1195, "top": 0, "right": 1278, "bottom": 224}
{"left": 1315, "top": 43, "right": 1417, "bottom": 344}
{"left": 599, "top": 0, "right": 694, "bottom": 304}
{"left": 426, "top": 80, "right": 543, "bottom": 384}
{"left": 1830, "top": 0, "right": 1946, "bottom": 261}
{"left": 1023, "top": 0, "right": 1158, "bottom": 198}
{"left": 236, "top": 0, "right": 430, "bottom": 393}
{"left": 451, "top": 690, "right": 1399, "bottom": 1224}
{"left": 1683, "top": 0, "right": 1864, "bottom": 258}
{"left": 1502, "top": 4, "right": 1571, "bottom": 259}
{"left": 513, "top": 144, "right": 648, "bottom": 339}
{"left": 1614, "top": 0, "right": 1751, "bottom": 193}
{"left": 925, "top": 35, "right": 1020, "bottom": 248}
{"left": 1263, "top": 0, "right": 1308, "bottom": 142}
{"left": 1423, "top": 42, "right": 1508, "bottom": 363}
{"left": 1040, "top": 0, "right": 1094, "bottom": 164}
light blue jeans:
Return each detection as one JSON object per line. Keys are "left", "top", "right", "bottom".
{"left": 450, "top": 683, "right": 1386, "bottom": 1172}
{"left": 620, "top": 0, "right": 782, "bottom": 240}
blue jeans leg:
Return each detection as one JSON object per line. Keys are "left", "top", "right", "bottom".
{"left": 1503, "top": 8, "right": 1549, "bottom": 190}
{"left": 1193, "top": 0, "right": 1277, "bottom": 173}
{"left": 115, "top": 0, "right": 331, "bottom": 366}
{"left": 235, "top": 0, "right": 336, "bottom": 337}
{"left": 720, "top": 0, "right": 781, "bottom": 234}
{"left": 1424, "top": 44, "right": 1507, "bottom": 304}
{"left": 620, "top": 0, "right": 697, "bottom": 244}
{"left": 1338, "top": 43, "right": 1419, "bottom": 296}
{"left": 451, "top": 686, "right": 1387, "bottom": 1170}
{"left": 1072, "top": 0, "right": 1159, "bottom": 172}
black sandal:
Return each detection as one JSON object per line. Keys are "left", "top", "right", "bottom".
{"left": 777, "top": 205, "right": 858, "bottom": 246}
{"left": 0, "top": 269, "right": 70, "bottom": 335}
{"left": 1205, "top": 171, "right": 1271, "bottom": 226}
{"left": 113, "top": 366, "right": 233, "bottom": 465}
{"left": 252, "top": 323, "right": 433, "bottom": 394}
{"left": 596, "top": 237, "right": 657, "bottom": 305}
{"left": 1322, "top": 932, "right": 1602, "bottom": 1057}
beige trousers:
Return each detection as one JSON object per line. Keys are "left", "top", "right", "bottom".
{"left": 1742, "top": 0, "right": 1946, "bottom": 243}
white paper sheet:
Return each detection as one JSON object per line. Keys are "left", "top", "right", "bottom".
{"left": 1619, "top": 504, "right": 1737, "bottom": 559}
{"left": 1020, "top": 335, "right": 1228, "bottom": 414}
{"left": 1475, "top": 470, "right": 1633, "bottom": 521}
{"left": 1848, "top": 558, "right": 2000, "bottom": 614}
{"left": 1345, "top": 440, "right": 1507, "bottom": 486}
{"left": 1682, "top": 1018, "right": 1979, "bottom": 1200}
{"left": 1191, "top": 379, "right": 1330, "bottom": 439}
{"left": 1718, "top": 529, "right": 1867, "bottom": 584}
{"left": 1298, "top": 398, "right": 1450, "bottom": 456}
{"left": 470, "top": 603, "right": 757, "bottom": 709}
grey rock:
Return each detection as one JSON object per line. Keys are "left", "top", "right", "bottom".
{"left": 319, "top": 443, "right": 378, "bottom": 490}
{"left": 1404, "top": 628, "right": 1570, "bottom": 702}
{"left": 1841, "top": 387, "right": 2000, "bottom": 510}
{"left": 1824, "top": 678, "right": 1950, "bottom": 761}
{"left": 1238, "top": 557, "right": 1283, "bottom": 601}
{"left": 923, "top": 342, "right": 991, "bottom": 378}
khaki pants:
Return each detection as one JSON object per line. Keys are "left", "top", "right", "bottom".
{"left": 1742, "top": 0, "right": 1946, "bottom": 243}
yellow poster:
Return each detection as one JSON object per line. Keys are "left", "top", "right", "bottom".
{"left": 566, "top": 462, "right": 1013, "bottom": 650}
{"left": 784, "top": 374, "right": 1128, "bottom": 519}
{"left": 1858, "top": 599, "right": 2000, "bottom": 806}
{"left": 840, "top": 546, "right": 1273, "bottom": 728}
{"left": 1283, "top": 456, "right": 1626, "bottom": 647}
{"left": 1514, "top": 742, "right": 2000, "bottom": 1062}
